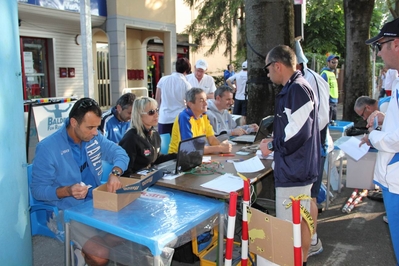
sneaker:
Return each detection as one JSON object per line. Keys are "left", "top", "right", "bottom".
{"left": 308, "top": 238, "right": 323, "bottom": 257}
{"left": 383, "top": 215, "right": 388, "bottom": 224}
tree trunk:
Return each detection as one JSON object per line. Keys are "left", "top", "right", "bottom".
{"left": 245, "top": 0, "right": 294, "bottom": 125}
{"left": 343, "top": 0, "right": 375, "bottom": 122}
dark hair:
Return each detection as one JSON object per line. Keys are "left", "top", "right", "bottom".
{"left": 354, "top": 96, "right": 377, "bottom": 109}
{"left": 69, "top": 98, "right": 102, "bottom": 124}
{"left": 176, "top": 57, "right": 191, "bottom": 74}
{"left": 215, "top": 85, "right": 233, "bottom": 99}
{"left": 116, "top": 92, "right": 136, "bottom": 110}
{"left": 267, "top": 45, "right": 296, "bottom": 68}
{"left": 186, "top": 87, "right": 204, "bottom": 104}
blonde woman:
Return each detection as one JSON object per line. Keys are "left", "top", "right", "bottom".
{"left": 119, "top": 97, "right": 176, "bottom": 176}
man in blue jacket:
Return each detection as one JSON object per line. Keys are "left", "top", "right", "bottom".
{"left": 260, "top": 45, "right": 320, "bottom": 266}
{"left": 31, "top": 97, "right": 129, "bottom": 266}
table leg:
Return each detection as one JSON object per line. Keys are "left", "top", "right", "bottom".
{"left": 338, "top": 157, "right": 343, "bottom": 193}
{"left": 65, "top": 222, "right": 71, "bottom": 266}
{"left": 153, "top": 255, "right": 161, "bottom": 266}
{"left": 218, "top": 213, "right": 224, "bottom": 265}
{"left": 326, "top": 152, "right": 332, "bottom": 210}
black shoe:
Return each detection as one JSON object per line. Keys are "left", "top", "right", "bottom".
{"left": 367, "top": 191, "right": 384, "bottom": 202}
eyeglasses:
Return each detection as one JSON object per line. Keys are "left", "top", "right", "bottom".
{"left": 330, "top": 61, "right": 338, "bottom": 64}
{"left": 374, "top": 39, "right": 395, "bottom": 51}
{"left": 263, "top": 61, "right": 276, "bottom": 73}
{"left": 78, "top": 98, "right": 99, "bottom": 109}
{"left": 359, "top": 106, "right": 367, "bottom": 118}
{"left": 141, "top": 108, "right": 159, "bottom": 116}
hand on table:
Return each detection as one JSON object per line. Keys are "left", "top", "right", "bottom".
{"left": 232, "top": 127, "right": 246, "bottom": 136}
{"left": 259, "top": 138, "right": 273, "bottom": 157}
{"left": 220, "top": 140, "right": 233, "bottom": 153}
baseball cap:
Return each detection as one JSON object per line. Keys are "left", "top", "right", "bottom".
{"left": 195, "top": 59, "right": 208, "bottom": 70}
{"left": 327, "top": 55, "right": 339, "bottom": 62}
{"left": 242, "top": 61, "right": 247, "bottom": 69}
{"left": 366, "top": 18, "right": 399, "bottom": 45}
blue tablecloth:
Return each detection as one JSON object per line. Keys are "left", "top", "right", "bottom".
{"left": 64, "top": 186, "right": 225, "bottom": 256}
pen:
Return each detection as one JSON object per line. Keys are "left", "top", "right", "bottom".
{"left": 220, "top": 154, "right": 235, "bottom": 157}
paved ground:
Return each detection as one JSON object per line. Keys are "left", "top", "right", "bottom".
{"left": 33, "top": 104, "right": 397, "bottom": 265}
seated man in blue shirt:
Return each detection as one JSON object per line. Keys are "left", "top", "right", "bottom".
{"left": 99, "top": 92, "right": 136, "bottom": 143}
{"left": 31, "top": 97, "right": 129, "bottom": 266}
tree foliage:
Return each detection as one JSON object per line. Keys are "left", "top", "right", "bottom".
{"left": 183, "top": 0, "right": 245, "bottom": 60}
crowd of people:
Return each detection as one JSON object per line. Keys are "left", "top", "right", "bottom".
{"left": 30, "top": 17, "right": 399, "bottom": 264}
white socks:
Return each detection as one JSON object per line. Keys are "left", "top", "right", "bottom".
{"left": 311, "top": 232, "right": 318, "bottom": 245}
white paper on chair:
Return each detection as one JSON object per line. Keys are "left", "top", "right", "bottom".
{"left": 200, "top": 173, "right": 255, "bottom": 193}
{"left": 233, "top": 156, "right": 265, "bottom": 173}
{"left": 337, "top": 136, "right": 370, "bottom": 161}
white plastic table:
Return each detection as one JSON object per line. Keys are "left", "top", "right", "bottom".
{"left": 64, "top": 186, "right": 225, "bottom": 266}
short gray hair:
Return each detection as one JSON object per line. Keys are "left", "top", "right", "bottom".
{"left": 186, "top": 87, "right": 204, "bottom": 104}
{"left": 354, "top": 96, "right": 376, "bottom": 109}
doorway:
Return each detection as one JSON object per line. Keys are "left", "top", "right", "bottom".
{"left": 20, "top": 37, "right": 51, "bottom": 100}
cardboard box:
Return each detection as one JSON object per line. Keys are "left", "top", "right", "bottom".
{"left": 93, "top": 170, "right": 163, "bottom": 212}
{"left": 346, "top": 151, "right": 377, "bottom": 190}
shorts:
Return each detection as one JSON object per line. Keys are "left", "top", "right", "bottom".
{"left": 233, "top": 99, "right": 247, "bottom": 116}
{"left": 275, "top": 184, "right": 312, "bottom": 221}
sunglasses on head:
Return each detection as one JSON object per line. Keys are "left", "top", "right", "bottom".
{"left": 78, "top": 98, "right": 99, "bottom": 109}
{"left": 141, "top": 108, "right": 159, "bottom": 116}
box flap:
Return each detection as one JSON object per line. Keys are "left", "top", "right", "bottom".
{"left": 116, "top": 170, "right": 163, "bottom": 194}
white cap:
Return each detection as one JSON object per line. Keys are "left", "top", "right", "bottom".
{"left": 295, "top": 40, "right": 308, "bottom": 65}
{"left": 242, "top": 61, "right": 248, "bottom": 69}
{"left": 195, "top": 59, "right": 208, "bottom": 70}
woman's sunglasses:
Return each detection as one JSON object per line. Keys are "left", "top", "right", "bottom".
{"left": 141, "top": 108, "right": 159, "bottom": 116}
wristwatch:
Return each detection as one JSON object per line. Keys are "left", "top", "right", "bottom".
{"left": 111, "top": 169, "right": 122, "bottom": 177}
{"left": 267, "top": 142, "right": 274, "bottom": 151}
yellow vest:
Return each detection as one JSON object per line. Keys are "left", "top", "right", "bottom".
{"left": 321, "top": 70, "right": 338, "bottom": 99}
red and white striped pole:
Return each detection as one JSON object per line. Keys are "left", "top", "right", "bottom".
{"left": 225, "top": 191, "right": 238, "bottom": 266}
{"left": 241, "top": 178, "right": 250, "bottom": 266}
{"left": 292, "top": 198, "right": 302, "bottom": 266}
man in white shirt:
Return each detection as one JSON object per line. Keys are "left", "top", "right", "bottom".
{"left": 155, "top": 57, "right": 192, "bottom": 134}
{"left": 226, "top": 60, "right": 248, "bottom": 125}
{"left": 186, "top": 59, "right": 217, "bottom": 99}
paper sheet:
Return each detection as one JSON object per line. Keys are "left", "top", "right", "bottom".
{"left": 161, "top": 172, "right": 184, "bottom": 180}
{"left": 233, "top": 156, "right": 265, "bottom": 173}
{"left": 202, "top": 156, "right": 212, "bottom": 163}
{"left": 200, "top": 173, "right": 254, "bottom": 193}
{"left": 338, "top": 136, "right": 370, "bottom": 161}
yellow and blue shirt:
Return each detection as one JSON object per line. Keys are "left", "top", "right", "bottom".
{"left": 168, "top": 108, "right": 214, "bottom": 153}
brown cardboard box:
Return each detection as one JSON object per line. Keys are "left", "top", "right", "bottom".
{"left": 93, "top": 170, "right": 163, "bottom": 212}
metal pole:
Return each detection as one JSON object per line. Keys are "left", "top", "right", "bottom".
{"left": 80, "top": 0, "right": 94, "bottom": 98}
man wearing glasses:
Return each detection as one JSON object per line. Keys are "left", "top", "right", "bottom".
{"left": 359, "top": 18, "right": 399, "bottom": 264}
{"left": 31, "top": 98, "right": 129, "bottom": 266}
{"left": 260, "top": 45, "right": 320, "bottom": 266}
{"left": 320, "top": 54, "right": 340, "bottom": 123}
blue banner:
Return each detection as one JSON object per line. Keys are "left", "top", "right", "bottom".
{"left": 17, "top": 0, "right": 107, "bottom": 16}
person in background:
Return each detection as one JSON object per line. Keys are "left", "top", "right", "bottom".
{"left": 99, "top": 92, "right": 136, "bottom": 143}
{"left": 31, "top": 98, "right": 129, "bottom": 266}
{"left": 320, "top": 54, "right": 339, "bottom": 123}
{"left": 224, "top": 63, "right": 235, "bottom": 85}
{"left": 186, "top": 59, "right": 217, "bottom": 99}
{"left": 354, "top": 96, "right": 390, "bottom": 119}
{"left": 361, "top": 18, "right": 399, "bottom": 264}
{"left": 227, "top": 60, "right": 249, "bottom": 125}
{"left": 260, "top": 45, "right": 320, "bottom": 266}
{"left": 207, "top": 85, "right": 258, "bottom": 137}
{"left": 119, "top": 97, "right": 176, "bottom": 176}
{"left": 383, "top": 68, "right": 398, "bottom": 97}
{"left": 156, "top": 57, "right": 192, "bottom": 135}
{"left": 295, "top": 39, "right": 331, "bottom": 258}
{"left": 169, "top": 88, "right": 232, "bottom": 155}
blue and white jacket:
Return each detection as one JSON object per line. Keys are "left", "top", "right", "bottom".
{"left": 370, "top": 79, "right": 399, "bottom": 194}
{"left": 99, "top": 106, "right": 130, "bottom": 143}
{"left": 272, "top": 71, "right": 320, "bottom": 187}
{"left": 31, "top": 118, "right": 129, "bottom": 210}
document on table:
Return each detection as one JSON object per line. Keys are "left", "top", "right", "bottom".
{"left": 338, "top": 136, "right": 370, "bottom": 161}
{"left": 233, "top": 156, "right": 265, "bottom": 173}
{"left": 200, "top": 173, "right": 255, "bottom": 193}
